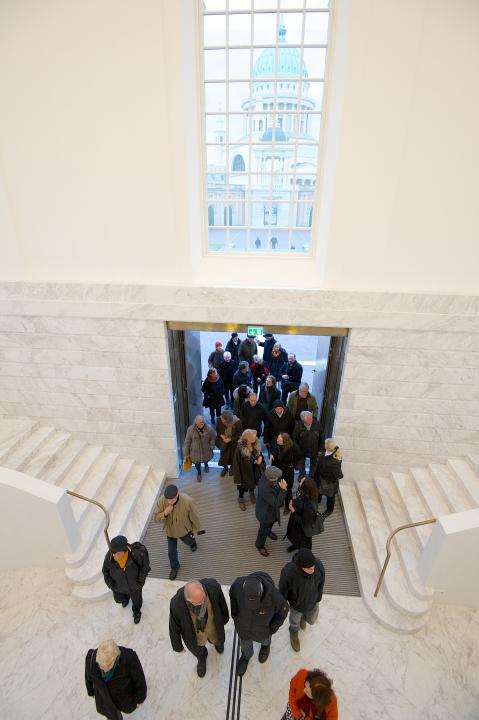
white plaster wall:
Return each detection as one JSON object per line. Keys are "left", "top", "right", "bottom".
{"left": 0, "top": 1, "right": 478, "bottom": 293}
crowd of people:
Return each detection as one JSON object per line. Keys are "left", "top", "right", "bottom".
{"left": 84, "top": 331, "right": 343, "bottom": 719}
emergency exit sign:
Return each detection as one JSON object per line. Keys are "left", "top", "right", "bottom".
{"left": 247, "top": 326, "right": 264, "bottom": 337}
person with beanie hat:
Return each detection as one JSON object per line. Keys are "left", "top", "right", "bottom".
{"left": 264, "top": 399, "right": 294, "bottom": 448}
{"left": 208, "top": 341, "right": 225, "bottom": 371}
{"left": 255, "top": 466, "right": 288, "bottom": 556}
{"left": 154, "top": 484, "right": 201, "bottom": 581}
{"left": 279, "top": 549, "right": 325, "bottom": 652}
{"left": 102, "top": 536, "right": 151, "bottom": 624}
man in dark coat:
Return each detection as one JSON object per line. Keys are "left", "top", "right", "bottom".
{"left": 229, "top": 571, "right": 289, "bottom": 676}
{"left": 208, "top": 341, "right": 224, "bottom": 370}
{"left": 264, "top": 400, "right": 294, "bottom": 448}
{"left": 238, "top": 334, "right": 258, "bottom": 366}
{"left": 169, "top": 578, "right": 230, "bottom": 678}
{"left": 225, "top": 332, "right": 241, "bottom": 363}
{"left": 293, "top": 411, "right": 323, "bottom": 479}
{"left": 269, "top": 343, "right": 288, "bottom": 381}
{"left": 255, "top": 466, "right": 288, "bottom": 556}
{"left": 280, "top": 353, "right": 304, "bottom": 403}
{"left": 218, "top": 351, "right": 238, "bottom": 406}
{"left": 102, "top": 536, "right": 150, "bottom": 624}
{"left": 258, "top": 332, "right": 276, "bottom": 366}
{"left": 233, "top": 360, "right": 253, "bottom": 389}
{"left": 240, "top": 392, "right": 267, "bottom": 436}
{"left": 279, "top": 548, "right": 325, "bottom": 652}
{"left": 85, "top": 640, "right": 146, "bottom": 719}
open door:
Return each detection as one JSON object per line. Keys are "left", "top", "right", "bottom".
{"left": 320, "top": 335, "right": 348, "bottom": 437}
{"left": 167, "top": 329, "right": 189, "bottom": 472}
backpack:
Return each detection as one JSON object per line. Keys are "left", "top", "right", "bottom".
{"left": 129, "top": 542, "right": 151, "bottom": 575}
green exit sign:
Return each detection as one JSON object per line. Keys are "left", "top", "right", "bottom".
{"left": 247, "top": 326, "right": 264, "bottom": 337}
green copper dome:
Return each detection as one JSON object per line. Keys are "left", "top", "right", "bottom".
{"left": 253, "top": 22, "right": 308, "bottom": 79}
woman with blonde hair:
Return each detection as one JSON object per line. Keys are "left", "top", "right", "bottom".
{"left": 85, "top": 639, "right": 146, "bottom": 719}
{"left": 315, "top": 439, "right": 343, "bottom": 517}
{"left": 232, "top": 428, "right": 265, "bottom": 510}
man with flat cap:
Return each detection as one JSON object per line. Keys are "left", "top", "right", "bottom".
{"left": 229, "top": 571, "right": 289, "bottom": 676}
{"left": 169, "top": 578, "right": 229, "bottom": 678}
{"left": 102, "top": 535, "right": 151, "bottom": 624}
{"left": 154, "top": 483, "right": 201, "bottom": 581}
{"left": 279, "top": 548, "right": 325, "bottom": 652}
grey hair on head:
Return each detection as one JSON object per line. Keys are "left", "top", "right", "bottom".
{"left": 300, "top": 410, "right": 313, "bottom": 422}
{"left": 184, "top": 580, "right": 206, "bottom": 603}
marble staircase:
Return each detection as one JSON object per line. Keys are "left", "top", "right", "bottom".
{"left": 0, "top": 418, "right": 164, "bottom": 601}
{"left": 341, "top": 454, "right": 479, "bottom": 633}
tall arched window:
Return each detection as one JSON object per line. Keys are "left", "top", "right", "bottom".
{"left": 232, "top": 154, "right": 245, "bottom": 172}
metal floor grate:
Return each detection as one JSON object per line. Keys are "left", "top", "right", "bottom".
{"left": 142, "top": 464, "right": 360, "bottom": 596}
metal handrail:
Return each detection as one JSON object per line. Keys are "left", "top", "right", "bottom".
{"left": 66, "top": 489, "right": 111, "bottom": 546}
{"left": 374, "top": 518, "right": 437, "bottom": 598}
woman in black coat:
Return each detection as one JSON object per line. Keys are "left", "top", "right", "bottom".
{"left": 85, "top": 640, "right": 146, "bottom": 719}
{"left": 258, "top": 375, "right": 281, "bottom": 412}
{"left": 269, "top": 432, "right": 303, "bottom": 512}
{"left": 284, "top": 477, "right": 319, "bottom": 552}
{"left": 232, "top": 428, "right": 265, "bottom": 510}
{"left": 316, "top": 440, "right": 343, "bottom": 516}
{"left": 216, "top": 410, "right": 242, "bottom": 476}
{"left": 201, "top": 367, "right": 225, "bottom": 424}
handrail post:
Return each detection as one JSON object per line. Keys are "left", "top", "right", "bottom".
{"left": 66, "top": 489, "right": 111, "bottom": 547}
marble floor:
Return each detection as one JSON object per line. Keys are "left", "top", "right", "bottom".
{"left": 1, "top": 568, "right": 478, "bottom": 720}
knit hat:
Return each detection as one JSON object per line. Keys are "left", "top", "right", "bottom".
{"left": 265, "top": 466, "right": 282, "bottom": 482}
{"left": 273, "top": 399, "right": 285, "bottom": 409}
{"left": 215, "top": 341, "right": 222, "bottom": 348}
{"left": 231, "top": 332, "right": 238, "bottom": 338}
{"left": 264, "top": 332, "right": 273, "bottom": 338}
{"left": 110, "top": 535, "right": 128, "bottom": 553}
{"left": 296, "top": 548, "right": 316, "bottom": 569}
{"left": 243, "top": 576, "right": 264, "bottom": 610}
{"left": 164, "top": 484, "right": 179, "bottom": 499}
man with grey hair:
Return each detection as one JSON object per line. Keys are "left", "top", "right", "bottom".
{"left": 293, "top": 410, "right": 323, "bottom": 479}
{"left": 169, "top": 578, "right": 229, "bottom": 677}
{"left": 287, "top": 382, "right": 319, "bottom": 421}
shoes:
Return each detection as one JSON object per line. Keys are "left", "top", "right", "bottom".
{"left": 205, "top": 464, "right": 209, "bottom": 473}
{"left": 300, "top": 616, "right": 307, "bottom": 630}
{"left": 238, "top": 498, "right": 246, "bottom": 511}
{"left": 286, "top": 545, "right": 297, "bottom": 553}
{"left": 236, "top": 657, "right": 249, "bottom": 676}
{"left": 190, "top": 543, "right": 198, "bottom": 552}
{"left": 290, "top": 633, "right": 300, "bottom": 652}
{"left": 133, "top": 612, "right": 142, "bottom": 625}
{"left": 169, "top": 568, "right": 179, "bottom": 580}
{"left": 228, "top": 467, "right": 233, "bottom": 476}
{"left": 249, "top": 490, "right": 256, "bottom": 504}
{"left": 220, "top": 467, "right": 228, "bottom": 477}
{"left": 197, "top": 473, "right": 202, "bottom": 482}
{"left": 214, "top": 643, "right": 224, "bottom": 654}
{"left": 257, "top": 547, "right": 269, "bottom": 557}
{"left": 258, "top": 645, "right": 270, "bottom": 663}
{"left": 269, "top": 531, "right": 278, "bottom": 540}
{"left": 323, "top": 510, "right": 333, "bottom": 517}
{"left": 197, "top": 654, "right": 207, "bottom": 678}
{"left": 283, "top": 507, "right": 290, "bottom": 515}
{"left": 121, "top": 600, "right": 129, "bottom": 608}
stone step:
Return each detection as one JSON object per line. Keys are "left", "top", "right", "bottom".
{"left": 58, "top": 444, "right": 103, "bottom": 492}
{"left": 21, "top": 431, "right": 72, "bottom": 480}
{"left": 65, "top": 457, "right": 135, "bottom": 567}
{"left": 428, "top": 463, "right": 474, "bottom": 514}
{"left": 374, "top": 476, "right": 434, "bottom": 601}
{"left": 447, "top": 458, "right": 479, "bottom": 506}
{"left": 66, "top": 464, "right": 151, "bottom": 585}
{"left": 0, "top": 419, "right": 38, "bottom": 462}
{"left": 340, "top": 485, "right": 427, "bottom": 634}
{"left": 356, "top": 480, "right": 431, "bottom": 617}
{"left": 71, "top": 473, "right": 162, "bottom": 601}
{"left": 71, "top": 452, "right": 119, "bottom": 523}
{"left": 390, "top": 473, "right": 433, "bottom": 548}
{"left": 39, "top": 438, "right": 87, "bottom": 486}
{"left": 410, "top": 467, "right": 451, "bottom": 518}
{"left": 1, "top": 425, "right": 56, "bottom": 471}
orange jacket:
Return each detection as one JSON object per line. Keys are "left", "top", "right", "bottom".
{"left": 289, "top": 669, "right": 338, "bottom": 720}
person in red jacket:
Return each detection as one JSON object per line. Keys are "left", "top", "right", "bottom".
{"left": 282, "top": 668, "right": 338, "bottom": 720}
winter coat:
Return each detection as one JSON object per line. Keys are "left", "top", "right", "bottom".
{"left": 169, "top": 578, "right": 230, "bottom": 655}
{"left": 201, "top": 377, "right": 225, "bottom": 407}
{"left": 218, "top": 358, "right": 238, "bottom": 386}
{"left": 269, "top": 348, "right": 288, "bottom": 380}
{"left": 255, "top": 472, "right": 286, "bottom": 525}
{"left": 85, "top": 647, "right": 147, "bottom": 717}
{"left": 233, "top": 367, "right": 253, "bottom": 389}
{"left": 184, "top": 423, "right": 216, "bottom": 464}
{"left": 240, "top": 400, "right": 267, "bottom": 435}
{"left": 216, "top": 415, "right": 242, "bottom": 467}
{"left": 232, "top": 436, "right": 264, "bottom": 489}
{"left": 317, "top": 453, "right": 343, "bottom": 497}
{"left": 287, "top": 391, "right": 319, "bottom": 420}
{"left": 293, "top": 419, "right": 323, "bottom": 458}
{"left": 281, "top": 360, "right": 303, "bottom": 386}
{"left": 264, "top": 407, "right": 294, "bottom": 444}
{"left": 258, "top": 336, "right": 277, "bottom": 366}
{"left": 238, "top": 338, "right": 257, "bottom": 365}
{"left": 102, "top": 544, "right": 150, "bottom": 596}
{"left": 229, "top": 571, "right": 289, "bottom": 642}
{"left": 285, "top": 496, "right": 319, "bottom": 549}
{"left": 250, "top": 362, "right": 269, "bottom": 387}
{"left": 288, "top": 669, "right": 338, "bottom": 720}
{"left": 233, "top": 385, "right": 252, "bottom": 415}
{"left": 154, "top": 493, "right": 200, "bottom": 538}
{"left": 208, "top": 348, "right": 224, "bottom": 370}
{"left": 258, "top": 383, "right": 281, "bottom": 412}
{"left": 225, "top": 337, "right": 241, "bottom": 363}
{"left": 279, "top": 555, "right": 325, "bottom": 613}
{"left": 270, "top": 441, "right": 303, "bottom": 484}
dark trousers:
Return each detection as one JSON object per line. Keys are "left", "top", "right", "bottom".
{"left": 283, "top": 467, "right": 294, "bottom": 507}
{"left": 167, "top": 533, "right": 197, "bottom": 570}
{"left": 319, "top": 493, "right": 336, "bottom": 513}
{"left": 112, "top": 587, "right": 143, "bottom": 614}
{"left": 209, "top": 400, "right": 223, "bottom": 424}
{"left": 281, "top": 381, "right": 299, "bottom": 403}
{"left": 224, "top": 382, "right": 234, "bottom": 405}
{"left": 298, "top": 456, "right": 318, "bottom": 479}
{"left": 238, "top": 485, "right": 253, "bottom": 499}
{"left": 194, "top": 462, "right": 208, "bottom": 474}
{"left": 256, "top": 521, "right": 274, "bottom": 549}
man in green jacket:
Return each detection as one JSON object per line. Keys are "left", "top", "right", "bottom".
{"left": 287, "top": 382, "right": 319, "bottom": 421}
{"left": 154, "top": 484, "right": 201, "bottom": 580}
